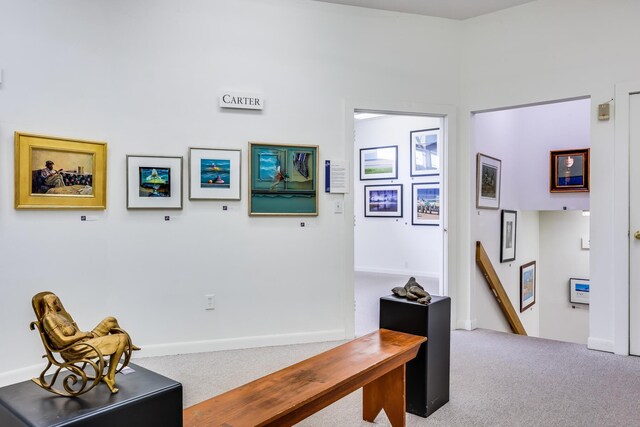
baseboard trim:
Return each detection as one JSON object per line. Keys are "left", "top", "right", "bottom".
{"left": 354, "top": 267, "right": 438, "bottom": 279}
{"left": 132, "top": 329, "right": 347, "bottom": 359}
{"left": 456, "top": 318, "right": 477, "bottom": 330}
{"left": 0, "top": 364, "right": 43, "bottom": 388}
{"left": 587, "top": 337, "right": 615, "bottom": 353}
{"left": 0, "top": 329, "right": 347, "bottom": 387}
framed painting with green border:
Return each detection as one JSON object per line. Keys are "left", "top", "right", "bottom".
{"left": 15, "top": 132, "right": 107, "bottom": 209}
{"left": 249, "top": 142, "right": 318, "bottom": 216}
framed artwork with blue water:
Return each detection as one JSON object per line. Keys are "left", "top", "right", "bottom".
{"left": 249, "top": 142, "right": 318, "bottom": 216}
{"left": 127, "top": 155, "right": 183, "bottom": 209}
{"left": 189, "top": 148, "right": 241, "bottom": 200}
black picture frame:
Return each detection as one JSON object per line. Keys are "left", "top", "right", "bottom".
{"left": 364, "top": 184, "right": 403, "bottom": 218}
{"left": 500, "top": 210, "right": 517, "bottom": 262}
{"left": 359, "top": 146, "right": 398, "bottom": 181}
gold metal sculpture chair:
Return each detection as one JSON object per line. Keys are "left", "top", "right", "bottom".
{"left": 30, "top": 291, "right": 135, "bottom": 396}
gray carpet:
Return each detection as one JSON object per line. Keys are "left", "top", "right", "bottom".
{"left": 135, "top": 329, "right": 640, "bottom": 426}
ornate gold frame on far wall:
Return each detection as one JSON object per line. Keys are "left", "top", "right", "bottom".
{"left": 15, "top": 132, "right": 107, "bottom": 209}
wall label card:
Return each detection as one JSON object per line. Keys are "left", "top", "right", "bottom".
{"left": 220, "top": 92, "right": 264, "bottom": 110}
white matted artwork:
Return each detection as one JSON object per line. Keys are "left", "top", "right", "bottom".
{"left": 189, "top": 148, "right": 241, "bottom": 200}
{"left": 476, "top": 153, "right": 501, "bottom": 209}
{"left": 570, "top": 278, "right": 590, "bottom": 305}
{"left": 410, "top": 128, "right": 441, "bottom": 177}
{"left": 127, "top": 155, "right": 183, "bottom": 209}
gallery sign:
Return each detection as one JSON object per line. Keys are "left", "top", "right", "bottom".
{"left": 219, "top": 92, "right": 264, "bottom": 110}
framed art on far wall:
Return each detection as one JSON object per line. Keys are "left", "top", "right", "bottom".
{"left": 249, "top": 142, "right": 318, "bottom": 216}
{"left": 550, "top": 148, "right": 590, "bottom": 193}
{"left": 476, "top": 153, "right": 501, "bottom": 209}
{"left": 412, "top": 182, "right": 440, "bottom": 226}
{"left": 14, "top": 132, "right": 107, "bottom": 209}
{"left": 364, "top": 184, "right": 403, "bottom": 217}
{"left": 189, "top": 148, "right": 241, "bottom": 200}
{"left": 500, "top": 210, "right": 517, "bottom": 262}
{"left": 127, "top": 155, "right": 183, "bottom": 209}
{"left": 569, "top": 278, "right": 590, "bottom": 305}
{"left": 520, "top": 261, "right": 536, "bottom": 312}
{"left": 359, "top": 145, "right": 398, "bottom": 180}
{"left": 410, "top": 128, "right": 441, "bottom": 177}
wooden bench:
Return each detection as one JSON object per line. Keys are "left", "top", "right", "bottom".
{"left": 183, "top": 329, "right": 426, "bottom": 427}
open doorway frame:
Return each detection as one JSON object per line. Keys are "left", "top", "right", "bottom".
{"left": 342, "top": 100, "right": 456, "bottom": 339}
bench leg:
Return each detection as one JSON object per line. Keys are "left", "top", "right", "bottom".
{"left": 362, "top": 364, "right": 406, "bottom": 427}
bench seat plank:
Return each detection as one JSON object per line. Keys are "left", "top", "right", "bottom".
{"left": 183, "top": 329, "right": 426, "bottom": 427}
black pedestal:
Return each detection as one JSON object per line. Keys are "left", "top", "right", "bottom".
{"left": 380, "top": 294, "right": 451, "bottom": 417}
{"left": 0, "top": 363, "right": 182, "bottom": 427}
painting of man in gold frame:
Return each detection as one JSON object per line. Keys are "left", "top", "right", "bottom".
{"left": 15, "top": 132, "right": 107, "bottom": 209}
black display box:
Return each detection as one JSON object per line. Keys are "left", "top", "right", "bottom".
{"left": 380, "top": 294, "right": 451, "bottom": 417}
{"left": 0, "top": 363, "right": 182, "bottom": 427}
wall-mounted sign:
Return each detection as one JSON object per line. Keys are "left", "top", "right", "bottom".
{"left": 219, "top": 92, "right": 264, "bottom": 110}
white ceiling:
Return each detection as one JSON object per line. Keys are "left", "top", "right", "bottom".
{"left": 312, "top": 0, "right": 536, "bottom": 20}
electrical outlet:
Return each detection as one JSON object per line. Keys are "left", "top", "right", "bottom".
{"left": 205, "top": 294, "right": 215, "bottom": 310}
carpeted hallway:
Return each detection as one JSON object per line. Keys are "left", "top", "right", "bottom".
{"left": 135, "top": 328, "right": 640, "bottom": 426}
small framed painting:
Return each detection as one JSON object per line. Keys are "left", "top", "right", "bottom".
{"left": 360, "top": 146, "right": 398, "bottom": 180}
{"left": 476, "top": 153, "right": 501, "bottom": 209}
{"left": 500, "top": 210, "right": 517, "bottom": 262}
{"left": 14, "top": 132, "right": 107, "bottom": 209}
{"left": 412, "top": 182, "right": 440, "bottom": 226}
{"left": 520, "top": 261, "right": 536, "bottom": 312}
{"left": 364, "top": 184, "right": 403, "bottom": 217}
{"left": 249, "top": 142, "right": 318, "bottom": 216}
{"left": 410, "top": 128, "right": 441, "bottom": 176}
{"left": 569, "top": 278, "right": 590, "bottom": 305}
{"left": 127, "top": 155, "right": 183, "bottom": 209}
{"left": 550, "top": 148, "right": 590, "bottom": 193}
{"left": 189, "top": 148, "right": 241, "bottom": 200}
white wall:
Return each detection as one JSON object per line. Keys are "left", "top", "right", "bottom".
{"left": 471, "top": 99, "right": 589, "bottom": 334}
{"left": 354, "top": 115, "right": 442, "bottom": 278}
{"left": 458, "top": 0, "right": 640, "bottom": 353}
{"left": 539, "top": 210, "right": 590, "bottom": 344}
{"left": 0, "top": 0, "right": 462, "bottom": 384}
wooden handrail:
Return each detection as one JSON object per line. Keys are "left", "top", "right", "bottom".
{"left": 475, "top": 241, "right": 527, "bottom": 335}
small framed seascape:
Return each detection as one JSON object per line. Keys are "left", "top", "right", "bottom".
{"left": 569, "top": 278, "right": 590, "bottom": 305}
{"left": 412, "top": 182, "right": 439, "bottom": 225}
{"left": 189, "top": 148, "right": 241, "bottom": 200}
{"left": 360, "top": 146, "right": 398, "bottom": 180}
{"left": 249, "top": 142, "right": 318, "bottom": 216}
{"left": 127, "top": 155, "right": 183, "bottom": 209}
{"left": 364, "top": 184, "right": 403, "bottom": 218}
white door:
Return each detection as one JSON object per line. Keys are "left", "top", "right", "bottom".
{"left": 629, "top": 93, "right": 640, "bottom": 355}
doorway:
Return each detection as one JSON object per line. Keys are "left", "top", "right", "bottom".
{"left": 629, "top": 93, "right": 640, "bottom": 355}
{"left": 352, "top": 111, "right": 447, "bottom": 336}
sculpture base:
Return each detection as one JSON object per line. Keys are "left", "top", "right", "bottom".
{"left": 0, "top": 363, "right": 182, "bottom": 427}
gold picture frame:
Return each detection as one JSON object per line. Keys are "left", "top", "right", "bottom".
{"left": 15, "top": 132, "right": 107, "bottom": 209}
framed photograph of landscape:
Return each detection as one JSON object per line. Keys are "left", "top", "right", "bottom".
{"left": 360, "top": 145, "right": 398, "bottom": 180}
{"left": 14, "top": 132, "right": 107, "bottom": 209}
{"left": 520, "top": 261, "right": 536, "bottom": 312}
{"left": 412, "top": 182, "right": 440, "bottom": 226}
{"left": 500, "top": 210, "right": 517, "bottom": 262}
{"left": 476, "top": 153, "right": 501, "bottom": 209}
{"left": 364, "top": 184, "right": 403, "bottom": 218}
{"left": 189, "top": 148, "right": 241, "bottom": 200}
{"left": 569, "top": 278, "right": 590, "bottom": 305}
{"left": 249, "top": 142, "right": 318, "bottom": 216}
{"left": 127, "top": 155, "right": 183, "bottom": 209}
{"left": 410, "top": 128, "right": 441, "bottom": 177}
{"left": 550, "top": 148, "right": 590, "bottom": 193}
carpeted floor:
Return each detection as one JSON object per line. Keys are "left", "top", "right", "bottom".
{"left": 135, "top": 329, "right": 640, "bottom": 426}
